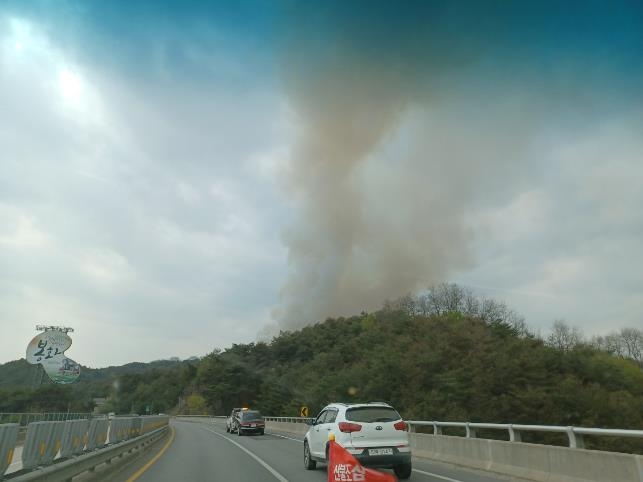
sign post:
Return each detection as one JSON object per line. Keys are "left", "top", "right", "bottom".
{"left": 300, "top": 406, "right": 309, "bottom": 417}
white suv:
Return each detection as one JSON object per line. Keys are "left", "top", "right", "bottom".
{"left": 303, "top": 402, "right": 412, "bottom": 479}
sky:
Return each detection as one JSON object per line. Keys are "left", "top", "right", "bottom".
{"left": 1, "top": 1, "right": 642, "bottom": 367}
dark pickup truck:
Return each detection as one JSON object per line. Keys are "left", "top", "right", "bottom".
{"left": 234, "top": 410, "right": 265, "bottom": 436}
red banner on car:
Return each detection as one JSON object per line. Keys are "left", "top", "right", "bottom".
{"left": 327, "top": 440, "right": 396, "bottom": 482}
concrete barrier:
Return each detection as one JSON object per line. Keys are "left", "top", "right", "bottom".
{"left": 86, "top": 418, "right": 109, "bottom": 451}
{"left": 265, "top": 421, "right": 308, "bottom": 439}
{"left": 410, "top": 432, "right": 491, "bottom": 471}
{"left": 109, "top": 417, "right": 135, "bottom": 444}
{"left": 141, "top": 416, "right": 170, "bottom": 435}
{"left": 409, "top": 433, "right": 643, "bottom": 482}
{"left": 9, "top": 426, "right": 168, "bottom": 482}
{"left": 0, "top": 423, "right": 19, "bottom": 476}
{"left": 60, "top": 419, "right": 89, "bottom": 458}
{"left": 21, "top": 421, "right": 64, "bottom": 470}
{"left": 264, "top": 421, "right": 643, "bottom": 482}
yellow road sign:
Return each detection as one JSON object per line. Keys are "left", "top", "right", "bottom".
{"left": 300, "top": 406, "right": 309, "bottom": 417}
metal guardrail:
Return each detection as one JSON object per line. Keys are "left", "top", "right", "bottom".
{"left": 7, "top": 426, "right": 168, "bottom": 482}
{"left": 406, "top": 421, "right": 643, "bottom": 449}
{"left": 262, "top": 416, "right": 643, "bottom": 449}
{"left": 174, "top": 415, "right": 226, "bottom": 419}
{"left": 264, "top": 417, "right": 314, "bottom": 424}
{"left": 1, "top": 415, "right": 169, "bottom": 479}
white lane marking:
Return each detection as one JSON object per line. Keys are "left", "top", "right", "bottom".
{"left": 266, "top": 432, "right": 303, "bottom": 443}
{"left": 201, "top": 426, "right": 289, "bottom": 482}
{"left": 413, "top": 468, "right": 464, "bottom": 482}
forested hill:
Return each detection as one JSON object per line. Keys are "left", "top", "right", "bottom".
{"left": 197, "top": 310, "right": 643, "bottom": 430}
{"left": 2, "top": 304, "right": 642, "bottom": 446}
{"left": 0, "top": 357, "right": 194, "bottom": 414}
{"left": 0, "top": 358, "right": 188, "bottom": 390}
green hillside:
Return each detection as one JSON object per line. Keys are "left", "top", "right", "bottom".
{"left": 197, "top": 310, "right": 643, "bottom": 427}
{"left": 193, "top": 308, "right": 643, "bottom": 453}
{"left": 0, "top": 357, "right": 191, "bottom": 413}
{"left": 1, "top": 299, "right": 642, "bottom": 452}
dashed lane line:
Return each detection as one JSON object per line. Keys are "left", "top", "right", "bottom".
{"left": 413, "top": 468, "right": 464, "bottom": 482}
{"left": 266, "top": 432, "right": 303, "bottom": 443}
{"left": 265, "top": 433, "right": 466, "bottom": 482}
{"left": 266, "top": 431, "right": 466, "bottom": 482}
{"left": 264, "top": 431, "right": 466, "bottom": 482}
{"left": 203, "top": 425, "right": 465, "bottom": 482}
{"left": 201, "top": 426, "right": 289, "bottom": 482}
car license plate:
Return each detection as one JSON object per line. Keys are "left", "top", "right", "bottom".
{"left": 368, "top": 448, "right": 393, "bottom": 456}
{"left": 251, "top": 424, "right": 256, "bottom": 427}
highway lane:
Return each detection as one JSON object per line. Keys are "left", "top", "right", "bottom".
{"left": 129, "top": 420, "right": 525, "bottom": 482}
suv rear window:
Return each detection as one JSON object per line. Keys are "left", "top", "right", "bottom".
{"left": 345, "top": 407, "right": 401, "bottom": 423}
{"left": 240, "top": 411, "right": 263, "bottom": 421}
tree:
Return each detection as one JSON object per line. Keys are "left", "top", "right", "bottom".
{"left": 546, "top": 320, "right": 583, "bottom": 351}
{"left": 591, "top": 328, "right": 643, "bottom": 366}
{"left": 620, "top": 328, "right": 643, "bottom": 366}
{"left": 186, "top": 394, "right": 207, "bottom": 414}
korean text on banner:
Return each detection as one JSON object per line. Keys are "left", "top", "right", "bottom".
{"left": 327, "top": 440, "right": 395, "bottom": 482}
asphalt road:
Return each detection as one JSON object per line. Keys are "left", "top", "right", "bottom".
{"left": 124, "top": 419, "right": 525, "bottom": 482}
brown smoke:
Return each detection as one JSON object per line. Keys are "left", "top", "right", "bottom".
{"left": 274, "top": 4, "right": 547, "bottom": 328}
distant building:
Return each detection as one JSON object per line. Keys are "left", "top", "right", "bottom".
{"left": 93, "top": 398, "right": 108, "bottom": 413}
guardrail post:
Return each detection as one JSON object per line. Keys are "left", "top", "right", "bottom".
{"left": 508, "top": 425, "right": 522, "bottom": 442}
{"left": 566, "top": 427, "right": 585, "bottom": 448}
{"left": 466, "top": 423, "right": 477, "bottom": 438}
{"left": 432, "top": 423, "right": 442, "bottom": 435}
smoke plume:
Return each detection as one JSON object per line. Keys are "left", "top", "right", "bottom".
{"left": 273, "top": 2, "right": 595, "bottom": 327}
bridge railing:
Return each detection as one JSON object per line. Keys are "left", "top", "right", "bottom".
{"left": 407, "top": 421, "right": 643, "bottom": 449}
{"left": 262, "top": 416, "right": 643, "bottom": 450}
{"left": 264, "top": 416, "right": 314, "bottom": 424}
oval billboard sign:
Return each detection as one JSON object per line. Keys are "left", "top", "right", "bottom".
{"left": 26, "top": 331, "right": 80, "bottom": 384}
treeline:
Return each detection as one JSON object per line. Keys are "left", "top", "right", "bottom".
{"left": 191, "top": 286, "right": 643, "bottom": 453}
{"left": 547, "top": 320, "right": 643, "bottom": 366}
{"left": 1, "top": 285, "right": 641, "bottom": 453}
{"left": 388, "top": 284, "right": 643, "bottom": 367}
{"left": 0, "top": 358, "right": 196, "bottom": 415}
{"left": 195, "top": 309, "right": 643, "bottom": 426}
{"left": 0, "top": 383, "right": 95, "bottom": 413}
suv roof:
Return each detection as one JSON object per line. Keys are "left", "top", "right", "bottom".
{"left": 323, "top": 402, "right": 393, "bottom": 409}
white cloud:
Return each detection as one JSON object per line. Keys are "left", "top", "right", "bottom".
{"left": 0, "top": 204, "right": 50, "bottom": 248}
{"left": 1, "top": 8, "right": 641, "bottom": 366}
{"left": 459, "top": 120, "right": 643, "bottom": 334}
{"left": 81, "top": 248, "right": 136, "bottom": 284}
{"left": 0, "top": 15, "right": 288, "bottom": 366}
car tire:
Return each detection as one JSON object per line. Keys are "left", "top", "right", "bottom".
{"left": 394, "top": 463, "right": 412, "bottom": 479}
{"left": 259, "top": 430, "right": 264, "bottom": 435}
{"left": 304, "top": 441, "right": 316, "bottom": 470}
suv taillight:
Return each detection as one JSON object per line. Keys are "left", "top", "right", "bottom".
{"left": 338, "top": 422, "right": 362, "bottom": 433}
{"left": 394, "top": 421, "right": 408, "bottom": 431}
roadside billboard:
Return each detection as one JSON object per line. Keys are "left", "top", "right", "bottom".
{"left": 26, "top": 330, "right": 80, "bottom": 384}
